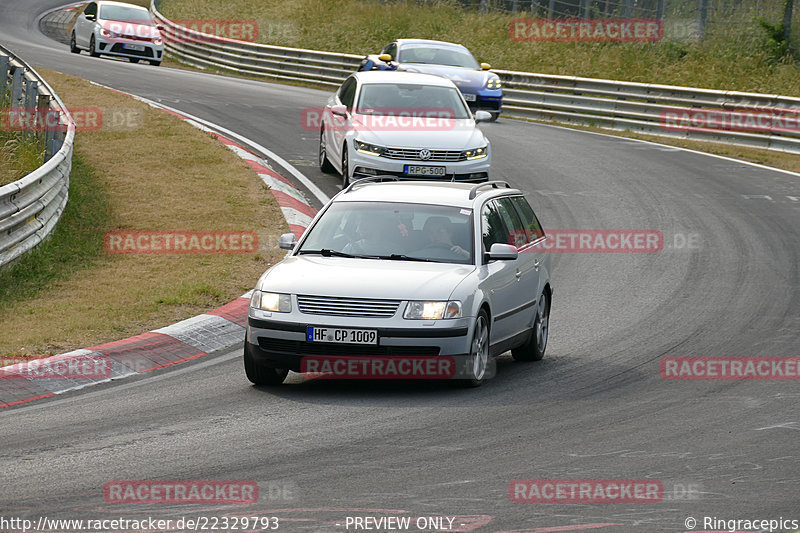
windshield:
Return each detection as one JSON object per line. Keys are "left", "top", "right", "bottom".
{"left": 398, "top": 45, "right": 480, "bottom": 69}
{"left": 99, "top": 5, "right": 153, "bottom": 23}
{"left": 298, "top": 201, "right": 474, "bottom": 264}
{"left": 356, "top": 83, "right": 470, "bottom": 119}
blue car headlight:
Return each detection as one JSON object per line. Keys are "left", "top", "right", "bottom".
{"left": 486, "top": 77, "right": 502, "bottom": 90}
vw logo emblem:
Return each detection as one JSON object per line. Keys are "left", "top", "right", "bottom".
{"left": 419, "top": 149, "right": 432, "bottom": 160}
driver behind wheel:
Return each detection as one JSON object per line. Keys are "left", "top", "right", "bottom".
{"left": 419, "top": 216, "right": 470, "bottom": 259}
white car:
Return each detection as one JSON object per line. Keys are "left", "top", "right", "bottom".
{"left": 71, "top": 1, "right": 164, "bottom": 66}
{"left": 319, "top": 71, "right": 492, "bottom": 186}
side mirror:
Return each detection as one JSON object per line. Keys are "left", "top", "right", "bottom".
{"left": 157, "top": 25, "right": 166, "bottom": 32}
{"left": 330, "top": 104, "right": 348, "bottom": 117}
{"left": 378, "top": 53, "right": 393, "bottom": 62}
{"left": 474, "top": 110, "right": 492, "bottom": 123}
{"left": 487, "top": 243, "right": 518, "bottom": 261}
{"left": 279, "top": 233, "right": 297, "bottom": 250}
{"left": 480, "top": 62, "right": 492, "bottom": 70}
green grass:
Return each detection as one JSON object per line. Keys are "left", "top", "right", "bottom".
{"left": 0, "top": 152, "right": 111, "bottom": 310}
{"left": 159, "top": 0, "right": 800, "bottom": 95}
{"left": 0, "top": 133, "right": 46, "bottom": 187}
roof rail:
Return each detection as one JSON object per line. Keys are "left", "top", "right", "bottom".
{"left": 343, "top": 175, "right": 401, "bottom": 193}
{"left": 468, "top": 180, "right": 511, "bottom": 200}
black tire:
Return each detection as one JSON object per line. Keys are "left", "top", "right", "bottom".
{"left": 341, "top": 144, "right": 350, "bottom": 188}
{"left": 70, "top": 32, "right": 80, "bottom": 54}
{"left": 319, "top": 126, "right": 335, "bottom": 173}
{"left": 488, "top": 112, "right": 500, "bottom": 122}
{"left": 243, "top": 342, "right": 288, "bottom": 386}
{"left": 458, "top": 310, "right": 490, "bottom": 387}
{"left": 150, "top": 60, "right": 161, "bottom": 66}
{"left": 89, "top": 35, "right": 99, "bottom": 57}
{"left": 512, "top": 292, "right": 550, "bottom": 362}
{"left": 129, "top": 57, "right": 140, "bottom": 63}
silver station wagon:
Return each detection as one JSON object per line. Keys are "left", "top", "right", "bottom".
{"left": 244, "top": 179, "right": 552, "bottom": 387}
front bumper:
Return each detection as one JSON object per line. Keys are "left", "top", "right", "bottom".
{"left": 96, "top": 36, "right": 164, "bottom": 60}
{"left": 246, "top": 312, "right": 474, "bottom": 373}
{"left": 350, "top": 149, "right": 491, "bottom": 183}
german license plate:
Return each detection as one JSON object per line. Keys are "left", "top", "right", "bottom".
{"left": 124, "top": 44, "right": 146, "bottom": 51}
{"left": 404, "top": 165, "right": 445, "bottom": 177}
{"left": 462, "top": 93, "right": 477, "bottom": 102}
{"left": 307, "top": 326, "right": 378, "bottom": 344}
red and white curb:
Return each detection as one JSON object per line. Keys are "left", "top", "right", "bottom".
{"left": 0, "top": 83, "right": 321, "bottom": 408}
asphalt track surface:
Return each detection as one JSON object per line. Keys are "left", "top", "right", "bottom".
{"left": 1, "top": 2, "right": 800, "bottom": 531}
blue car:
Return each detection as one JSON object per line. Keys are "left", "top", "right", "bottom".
{"left": 359, "top": 39, "right": 502, "bottom": 121}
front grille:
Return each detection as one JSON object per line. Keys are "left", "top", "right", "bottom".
{"left": 258, "top": 338, "right": 439, "bottom": 356}
{"left": 297, "top": 295, "right": 400, "bottom": 318}
{"left": 123, "top": 34, "right": 155, "bottom": 42}
{"left": 382, "top": 148, "right": 466, "bottom": 162}
{"left": 110, "top": 43, "right": 154, "bottom": 57}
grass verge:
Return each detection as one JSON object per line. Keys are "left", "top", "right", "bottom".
{"left": 158, "top": 0, "right": 800, "bottom": 96}
{"left": 0, "top": 69, "right": 287, "bottom": 358}
{"left": 0, "top": 133, "right": 46, "bottom": 187}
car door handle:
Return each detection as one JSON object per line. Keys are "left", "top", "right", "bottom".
{"left": 533, "top": 259, "right": 541, "bottom": 269}
{"left": 515, "top": 270, "right": 521, "bottom": 279}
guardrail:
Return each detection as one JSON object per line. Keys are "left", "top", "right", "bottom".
{"left": 38, "top": 2, "right": 84, "bottom": 45}
{"left": 150, "top": 0, "right": 800, "bottom": 154}
{"left": 150, "top": 0, "right": 362, "bottom": 86}
{"left": 0, "top": 44, "right": 74, "bottom": 268}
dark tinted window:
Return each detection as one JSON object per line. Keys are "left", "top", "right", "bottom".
{"left": 481, "top": 201, "right": 507, "bottom": 251}
{"left": 509, "top": 196, "right": 544, "bottom": 244}
{"left": 496, "top": 198, "right": 527, "bottom": 248}
{"left": 339, "top": 78, "right": 356, "bottom": 109}
{"left": 383, "top": 43, "right": 397, "bottom": 59}
{"left": 84, "top": 2, "right": 97, "bottom": 16}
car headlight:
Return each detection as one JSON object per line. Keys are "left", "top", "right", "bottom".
{"left": 487, "top": 77, "right": 502, "bottom": 90}
{"left": 463, "top": 146, "right": 487, "bottom": 160}
{"left": 250, "top": 291, "right": 292, "bottom": 313}
{"left": 354, "top": 139, "right": 385, "bottom": 157}
{"left": 404, "top": 301, "right": 462, "bottom": 320}
{"left": 154, "top": 37, "right": 163, "bottom": 45}
{"left": 100, "top": 29, "right": 119, "bottom": 38}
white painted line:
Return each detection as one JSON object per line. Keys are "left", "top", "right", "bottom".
{"left": 280, "top": 207, "right": 314, "bottom": 227}
{"left": 527, "top": 120, "right": 800, "bottom": 179}
{"left": 259, "top": 174, "right": 310, "bottom": 204}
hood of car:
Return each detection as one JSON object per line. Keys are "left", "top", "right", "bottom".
{"left": 258, "top": 256, "right": 475, "bottom": 301}
{"left": 99, "top": 19, "right": 160, "bottom": 39}
{"left": 351, "top": 117, "right": 487, "bottom": 150}
{"left": 396, "top": 64, "right": 493, "bottom": 91}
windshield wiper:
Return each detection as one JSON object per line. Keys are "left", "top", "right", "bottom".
{"left": 378, "top": 254, "right": 439, "bottom": 262}
{"left": 297, "top": 249, "right": 356, "bottom": 258}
